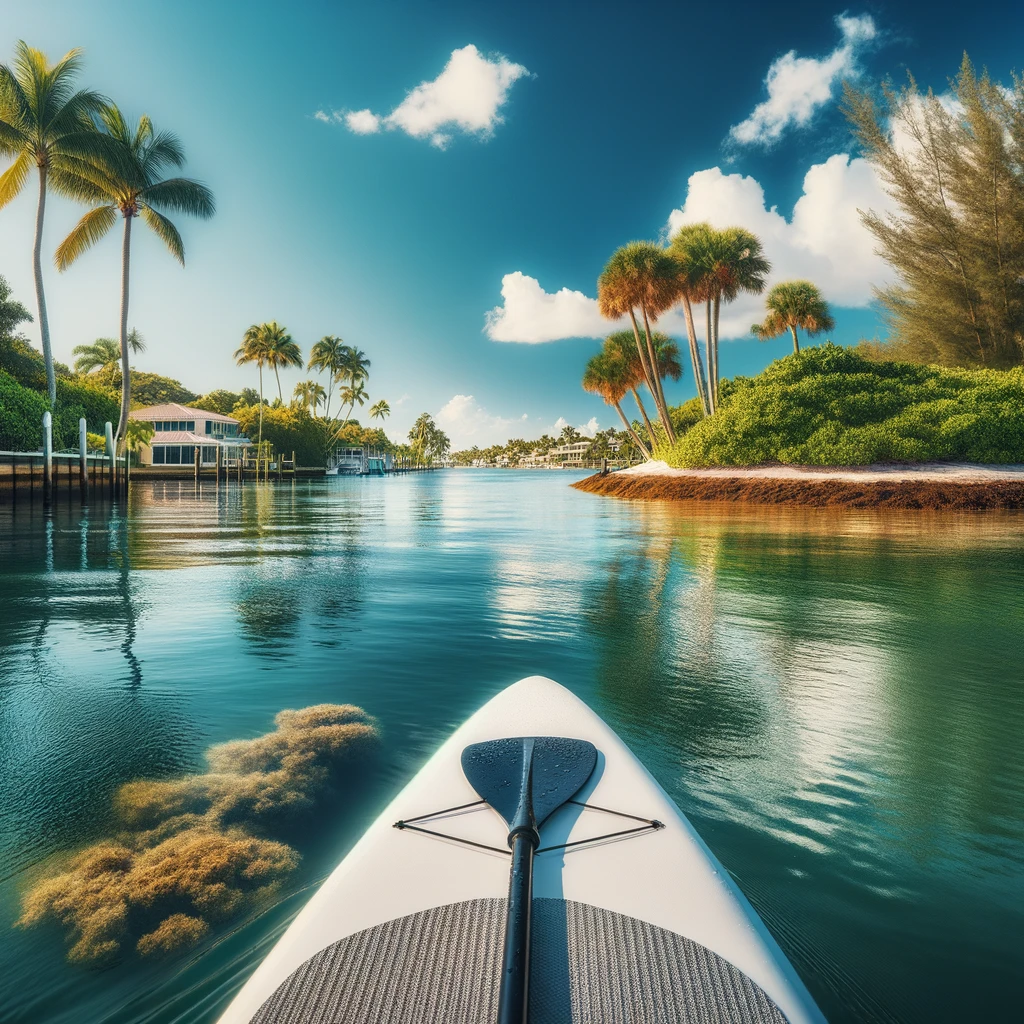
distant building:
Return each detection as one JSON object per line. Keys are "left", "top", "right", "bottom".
{"left": 550, "top": 441, "right": 592, "bottom": 465}
{"left": 129, "top": 403, "right": 253, "bottom": 467}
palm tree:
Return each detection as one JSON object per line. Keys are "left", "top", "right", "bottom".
{"left": 583, "top": 349, "right": 651, "bottom": 460}
{"left": 752, "top": 280, "right": 835, "bottom": 353}
{"left": 369, "top": 399, "right": 390, "bottom": 421}
{"left": 597, "top": 242, "right": 681, "bottom": 442}
{"left": 258, "top": 322, "right": 301, "bottom": 402}
{"left": 338, "top": 380, "right": 368, "bottom": 425}
{"left": 668, "top": 223, "right": 713, "bottom": 417}
{"left": 0, "top": 42, "right": 111, "bottom": 406}
{"left": 55, "top": 105, "right": 215, "bottom": 450}
{"left": 307, "top": 336, "right": 348, "bottom": 419}
{"left": 340, "top": 347, "right": 370, "bottom": 388}
{"left": 605, "top": 330, "right": 683, "bottom": 441}
{"left": 293, "top": 379, "right": 326, "bottom": 414}
{"left": 675, "top": 225, "right": 770, "bottom": 413}
{"left": 235, "top": 324, "right": 272, "bottom": 444}
{"left": 72, "top": 329, "right": 145, "bottom": 386}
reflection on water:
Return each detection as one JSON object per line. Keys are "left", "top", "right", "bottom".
{"left": 1, "top": 474, "right": 1023, "bottom": 1024}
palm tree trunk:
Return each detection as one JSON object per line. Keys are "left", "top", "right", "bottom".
{"left": 630, "top": 387, "right": 656, "bottom": 442}
{"left": 679, "top": 296, "right": 710, "bottom": 417}
{"left": 640, "top": 305, "right": 676, "bottom": 443}
{"left": 113, "top": 213, "right": 133, "bottom": 454}
{"left": 274, "top": 364, "right": 283, "bottom": 402}
{"left": 712, "top": 294, "right": 722, "bottom": 410}
{"left": 33, "top": 164, "right": 56, "bottom": 407}
{"left": 258, "top": 364, "right": 264, "bottom": 445}
{"left": 627, "top": 309, "right": 659, "bottom": 407}
{"left": 789, "top": 325, "right": 800, "bottom": 353}
{"left": 704, "top": 301, "right": 715, "bottom": 415}
{"left": 614, "top": 402, "right": 650, "bottom": 460}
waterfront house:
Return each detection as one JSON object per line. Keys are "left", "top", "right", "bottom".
{"left": 129, "top": 403, "right": 253, "bottom": 467}
{"left": 550, "top": 441, "right": 592, "bottom": 466}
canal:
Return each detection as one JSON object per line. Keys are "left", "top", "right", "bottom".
{"left": 1, "top": 471, "right": 1022, "bottom": 1023}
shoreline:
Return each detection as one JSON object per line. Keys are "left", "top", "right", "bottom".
{"left": 573, "top": 461, "right": 1024, "bottom": 510}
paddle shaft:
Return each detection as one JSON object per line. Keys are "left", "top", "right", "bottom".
{"left": 497, "top": 833, "right": 535, "bottom": 1024}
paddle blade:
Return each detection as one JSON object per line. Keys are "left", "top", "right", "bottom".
{"left": 461, "top": 736, "right": 597, "bottom": 832}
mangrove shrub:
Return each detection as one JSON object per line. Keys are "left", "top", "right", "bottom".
{"left": 663, "top": 344, "right": 1024, "bottom": 467}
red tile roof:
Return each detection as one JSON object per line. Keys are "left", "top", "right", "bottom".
{"left": 130, "top": 403, "right": 239, "bottom": 423}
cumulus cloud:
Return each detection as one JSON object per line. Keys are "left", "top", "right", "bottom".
{"left": 345, "top": 109, "right": 381, "bottom": 134}
{"left": 318, "top": 45, "right": 529, "bottom": 149}
{"left": 549, "top": 416, "right": 601, "bottom": 438}
{"left": 436, "top": 394, "right": 527, "bottom": 449}
{"left": 485, "top": 271, "right": 615, "bottom": 343}
{"left": 486, "top": 152, "right": 894, "bottom": 344}
{"left": 665, "top": 154, "right": 894, "bottom": 337}
{"left": 730, "top": 14, "right": 877, "bottom": 146}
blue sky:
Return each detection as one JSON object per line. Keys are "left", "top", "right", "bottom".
{"left": 2, "top": 0, "right": 1022, "bottom": 447}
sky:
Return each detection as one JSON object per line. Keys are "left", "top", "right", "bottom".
{"left": 2, "top": 0, "right": 1022, "bottom": 449}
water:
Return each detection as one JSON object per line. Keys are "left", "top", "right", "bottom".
{"left": 1, "top": 471, "right": 1023, "bottom": 1023}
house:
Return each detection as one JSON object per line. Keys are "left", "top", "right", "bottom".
{"left": 549, "top": 440, "right": 592, "bottom": 465}
{"left": 129, "top": 403, "right": 253, "bottom": 467}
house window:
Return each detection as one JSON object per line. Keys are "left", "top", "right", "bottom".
{"left": 201, "top": 446, "right": 217, "bottom": 463}
{"left": 205, "top": 421, "right": 212, "bottom": 434}
{"left": 153, "top": 446, "right": 166, "bottom": 464}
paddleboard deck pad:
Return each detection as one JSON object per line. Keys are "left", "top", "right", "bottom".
{"left": 219, "top": 677, "right": 826, "bottom": 1024}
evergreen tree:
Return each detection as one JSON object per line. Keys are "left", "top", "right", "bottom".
{"left": 843, "top": 56, "right": 1024, "bottom": 367}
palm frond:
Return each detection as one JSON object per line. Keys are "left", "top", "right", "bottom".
{"left": 43, "top": 87, "right": 107, "bottom": 139}
{"left": 55, "top": 204, "right": 118, "bottom": 270}
{"left": 143, "top": 177, "right": 215, "bottom": 218}
{"left": 143, "top": 130, "right": 185, "bottom": 174}
{"left": 140, "top": 204, "right": 185, "bottom": 264}
{"left": 0, "top": 149, "right": 31, "bottom": 209}
{"left": 0, "top": 113, "right": 27, "bottom": 155}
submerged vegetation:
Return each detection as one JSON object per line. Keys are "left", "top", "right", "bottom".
{"left": 18, "top": 704, "right": 378, "bottom": 964}
{"left": 660, "top": 345, "right": 1024, "bottom": 467}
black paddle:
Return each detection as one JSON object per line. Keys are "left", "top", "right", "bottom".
{"left": 461, "top": 736, "right": 597, "bottom": 1024}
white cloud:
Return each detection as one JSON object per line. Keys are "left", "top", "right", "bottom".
{"left": 345, "top": 109, "right": 381, "bottom": 134}
{"left": 436, "top": 394, "right": 522, "bottom": 449}
{"left": 548, "top": 416, "right": 601, "bottom": 438}
{"left": 485, "top": 271, "right": 615, "bottom": 343}
{"left": 486, "top": 151, "right": 894, "bottom": 344}
{"left": 665, "top": 154, "right": 894, "bottom": 337}
{"left": 730, "top": 14, "right": 877, "bottom": 146}
{"left": 318, "top": 45, "right": 529, "bottom": 149}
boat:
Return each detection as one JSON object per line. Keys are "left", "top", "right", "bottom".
{"left": 218, "top": 676, "right": 827, "bottom": 1023}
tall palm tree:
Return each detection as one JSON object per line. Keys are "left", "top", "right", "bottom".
{"left": 307, "top": 336, "right": 349, "bottom": 416}
{"left": 340, "top": 346, "right": 370, "bottom": 388}
{"left": 235, "top": 325, "right": 272, "bottom": 444}
{"left": 668, "top": 224, "right": 713, "bottom": 417}
{"left": 605, "top": 329, "right": 683, "bottom": 441}
{"left": 293, "top": 379, "right": 326, "bottom": 414}
{"left": 751, "top": 280, "right": 835, "bottom": 353}
{"left": 0, "top": 42, "right": 111, "bottom": 406}
{"left": 258, "top": 322, "right": 301, "bottom": 402}
{"left": 597, "top": 242, "right": 681, "bottom": 442}
{"left": 369, "top": 399, "right": 390, "bottom": 421}
{"left": 338, "top": 380, "right": 368, "bottom": 426}
{"left": 583, "top": 349, "right": 651, "bottom": 460}
{"left": 72, "top": 329, "right": 145, "bottom": 386}
{"left": 676, "top": 225, "right": 770, "bottom": 413}
{"left": 55, "top": 105, "right": 214, "bottom": 450}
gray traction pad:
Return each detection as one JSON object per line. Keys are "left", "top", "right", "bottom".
{"left": 251, "top": 897, "right": 790, "bottom": 1023}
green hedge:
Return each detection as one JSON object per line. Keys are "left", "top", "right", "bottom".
{"left": 0, "top": 369, "right": 120, "bottom": 451}
{"left": 662, "top": 344, "right": 1024, "bottom": 467}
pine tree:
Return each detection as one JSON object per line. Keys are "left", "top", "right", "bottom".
{"left": 843, "top": 55, "right": 1024, "bottom": 367}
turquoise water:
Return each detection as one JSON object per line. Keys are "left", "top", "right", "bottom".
{"left": 1, "top": 471, "right": 1023, "bottom": 1023}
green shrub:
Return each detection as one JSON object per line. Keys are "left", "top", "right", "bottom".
{"left": 662, "top": 344, "right": 1024, "bottom": 467}
{"left": 0, "top": 369, "right": 120, "bottom": 451}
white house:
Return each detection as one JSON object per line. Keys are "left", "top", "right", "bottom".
{"left": 130, "top": 403, "right": 253, "bottom": 467}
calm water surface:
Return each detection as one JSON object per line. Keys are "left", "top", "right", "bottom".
{"left": 1, "top": 471, "right": 1023, "bottom": 1023}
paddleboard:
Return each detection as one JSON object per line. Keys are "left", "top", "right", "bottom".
{"left": 218, "top": 676, "right": 827, "bottom": 1023}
